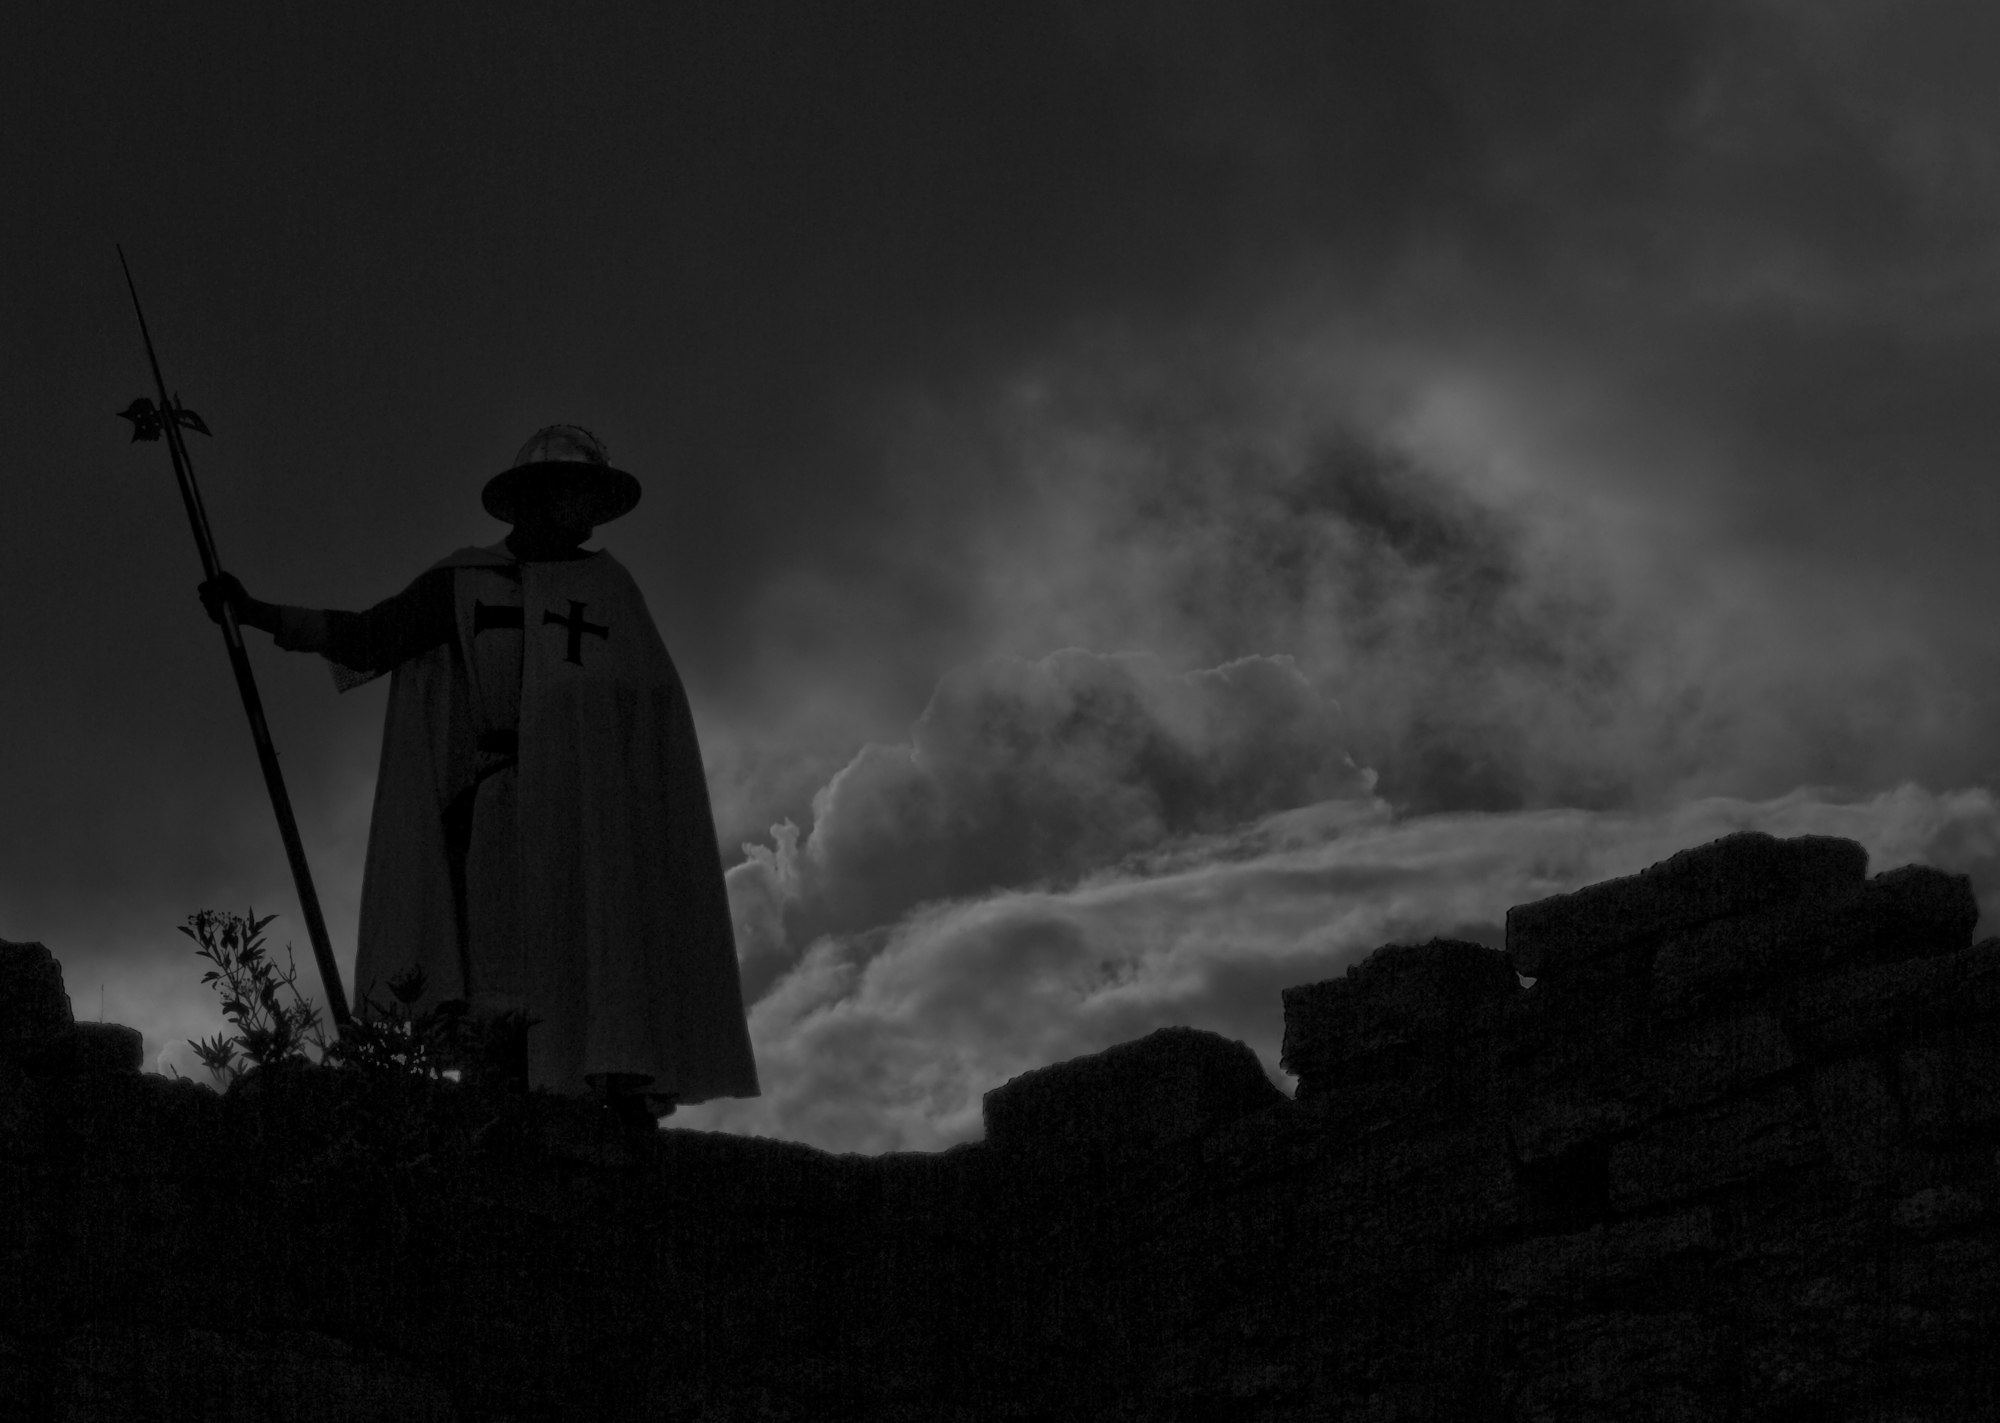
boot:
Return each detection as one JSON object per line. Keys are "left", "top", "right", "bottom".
{"left": 607, "top": 1091, "right": 659, "bottom": 1133}
{"left": 588, "top": 1071, "right": 662, "bottom": 1135}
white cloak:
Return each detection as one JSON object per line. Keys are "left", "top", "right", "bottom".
{"left": 336, "top": 544, "right": 759, "bottom": 1104}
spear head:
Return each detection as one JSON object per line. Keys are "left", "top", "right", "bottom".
{"left": 117, "top": 395, "right": 210, "bottom": 443}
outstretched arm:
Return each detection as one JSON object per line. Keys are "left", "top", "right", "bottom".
{"left": 198, "top": 568, "right": 457, "bottom": 670}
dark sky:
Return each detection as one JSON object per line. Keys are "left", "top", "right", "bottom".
{"left": 10, "top": 1, "right": 2000, "bottom": 1149}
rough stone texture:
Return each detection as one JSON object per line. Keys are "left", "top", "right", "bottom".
{"left": 1505, "top": 831, "right": 1872, "bottom": 979}
{"left": 2, "top": 830, "right": 1997, "bottom": 1419}
{"left": 1278, "top": 937, "right": 1517, "bottom": 1122}
{"left": 1650, "top": 863, "right": 1980, "bottom": 1021}
{"left": 981, "top": 1024, "right": 1284, "bottom": 1173}
{"left": 24, "top": 1021, "right": 145, "bottom": 1076}
{"left": 0, "top": 1325, "right": 461, "bottom": 1422}
{"left": 0, "top": 938, "right": 74, "bottom": 1061}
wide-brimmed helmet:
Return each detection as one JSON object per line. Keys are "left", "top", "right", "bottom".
{"left": 481, "top": 424, "right": 641, "bottom": 526}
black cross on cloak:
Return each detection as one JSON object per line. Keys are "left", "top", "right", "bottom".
{"left": 543, "top": 599, "right": 610, "bottom": 665}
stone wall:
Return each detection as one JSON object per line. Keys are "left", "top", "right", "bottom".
{"left": 1, "top": 828, "right": 1996, "bottom": 1420}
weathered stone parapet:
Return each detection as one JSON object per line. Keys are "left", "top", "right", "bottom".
{"left": 5, "top": 828, "right": 1999, "bottom": 1420}
{"left": 0, "top": 1324, "right": 460, "bottom": 1423}
{"left": 0, "top": 937, "right": 144, "bottom": 1078}
{"left": 1504, "top": 831, "right": 1870, "bottom": 980}
{"left": 1780, "top": 938, "right": 2000, "bottom": 1061}
{"left": 1503, "top": 1005, "right": 1799, "bottom": 1164}
{"left": 1272, "top": 835, "right": 1980, "bottom": 1131}
{"left": 0, "top": 938, "right": 75, "bottom": 1056}
{"left": 1648, "top": 862, "right": 1981, "bottom": 1020}
{"left": 1278, "top": 937, "right": 1517, "bottom": 1118}
{"left": 21, "top": 1021, "right": 144, "bottom": 1075}
{"left": 981, "top": 1024, "right": 1284, "bottom": 1175}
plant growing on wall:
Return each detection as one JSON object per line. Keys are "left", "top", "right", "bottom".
{"left": 169, "top": 907, "right": 538, "bottom": 1094}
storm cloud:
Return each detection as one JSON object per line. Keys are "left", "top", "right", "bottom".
{"left": 12, "top": 3, "right": 2000, "bottom": 1151}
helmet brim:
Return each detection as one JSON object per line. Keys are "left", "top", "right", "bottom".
{"left": 482, "top": 462, "right": 642, "bottom": 526}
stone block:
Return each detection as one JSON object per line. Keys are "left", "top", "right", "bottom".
{"left": 981, "top": 1026, "right": 1285, "bottom": 1168}
{"left": 1507, "top": 1309, "right": 1726, "bottom": 1420}
{"left": 0, "top": 1058, "right": 38, "bottom": 1148}
{"left": 1280, "top": 938, "right": 1517, "bottom": 1100}
{"left": 1887, "top": 1023, "right": 2000, "bottom": 1149}
{"left": 1607, "top": 1087, "right": 1825, "bottom": 1212}
{"left": 1633, "top": 1010, "right": 1797, "bottom": 1117}
{"left": 1312, "top": 1120, "right": 1524, "bottom": 1247}
{"left": 1507, "top": 833, "right": 1868, "bottom": 981}
{"left": 1892, "top": 1186, "right": 1986, "bottom": 1240}
{"left": 1508, "top": 1011, "right": 1795, "bottom": 1168}
{"left": 1647, "top": 866, "right": 1974, "bottom": 1021}
{"left": 1899, "top": 1044, "right": 1954, "bottom": 1144}
{"left": 1490, "top": 1207, "right": 1717, "bottom": 1304}
{"left": 1953, "top": 1025, "right": 2000, "bottom": 1134}
{"left": 47, "top": 1323, "right": 460, "bottom": 1422}
{"left": 1784, "top": 941, "right": 2000, "bottom": 1061}
{"left": 1196, "top": 1097, "right": 1331, "bottom": 1180}
{"left": 23, "top": 1021, "right": 143, "bottom": 1076}
{"left": 1511, "top": 1087, "right": 1642, "bottom": 1165}
{"left": 1740, "top": 1276, "right": 1875, "bottom": 1414}
{"left": 1651, "top": 896, "right": 1870, "bottom": 1020}
{"left": 0, "top": 939, "right": 73, "bottom": 1062}
{"left": 1805, "top": 1054, "right": 1898, "bottom": 1194}
{"left": 1869, "top": 864, "right": 1981, "bottom": 956}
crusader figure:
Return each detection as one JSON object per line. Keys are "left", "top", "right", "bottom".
{"left": 200, "top": 425, "right": 760, "bottom": 1132}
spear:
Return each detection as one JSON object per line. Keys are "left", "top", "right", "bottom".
{"left": 115, "top": 247, "right": 353, "bottom": 1038}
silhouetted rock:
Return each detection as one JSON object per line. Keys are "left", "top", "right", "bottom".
{"left": 1279, "top": 936, "right": 1516, "bottom": 1121}
{"left": 982, "top": 1024, "right": 1284, "bottom": 1173}
{"left": 1505, "top": 830, "right": 1870, "bottom": 979}
{"left": 23, "top": 1021, "right": 144, "bottom": 1076}
{"left": 0, "top": 938, "right": 73, "bottom": 1063}
{"left": 3, "top": 829, "right": 1998, "bottom": 1419}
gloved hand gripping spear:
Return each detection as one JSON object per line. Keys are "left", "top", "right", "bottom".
{"left": 116, "top": 247, "right": 353, "bottom": 1039}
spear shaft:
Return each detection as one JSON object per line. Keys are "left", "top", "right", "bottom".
{"left": 117, "top": 247, "right": 353, "bottom": 1037}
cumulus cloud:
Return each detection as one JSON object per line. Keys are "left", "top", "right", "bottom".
{"left": 680, "top": 782, "right": 2000, "bottom": 1154}
{"left": 727, "top": 648, "right": 1373, "bottom": 1004}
